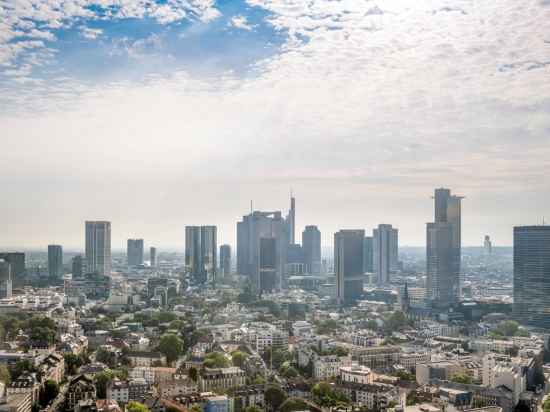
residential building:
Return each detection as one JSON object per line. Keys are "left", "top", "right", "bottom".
{"left": 66, "top": 375, "right": 96, "bottom": 411}
{"left": 314, "top": 355, "right": 352, "bottom": 379}
{"left": 198, "top": 367, "right": 246, "bottom": 392}
{"left": 339, "top": 364, "right": 373, "bottom": 384}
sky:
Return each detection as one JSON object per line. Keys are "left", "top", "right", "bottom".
{"left": 1, "top": 0, "right": 550, "bottom": 250}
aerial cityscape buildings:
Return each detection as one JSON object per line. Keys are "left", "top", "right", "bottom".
{"left": 48, "top": 244, "right": 64, "bottom": 279}
{"left": 127, "top": 239, "right": 145, "bottom": 267}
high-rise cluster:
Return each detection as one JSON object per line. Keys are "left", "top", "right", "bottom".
{"left": 185, "top": 226, "right": 217, "bottom": 285}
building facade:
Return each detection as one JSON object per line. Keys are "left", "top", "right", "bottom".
{"left": 302, "top": 225, "right": 321, "bottom": 275}
{"left": 335, "top": 230, "right": 365, "bottom": 305}
{"left": 373, "top": 224, "right": 398, "bottom": 285}
{"left": 48, "top": 245, "right": 64, "bottom": 279}
{"left": 127, "top": 239, "right": 144, "bottom": 267}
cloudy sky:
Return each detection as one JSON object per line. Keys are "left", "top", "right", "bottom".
{"left": 1, "top": 0, "right": 550, "bottom": 250}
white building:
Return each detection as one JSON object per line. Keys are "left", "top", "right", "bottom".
{"left": 313, "top": 355, "right": 352, "bottom": 380}
{"left": 339, "top": 364, "right": 373, "bottom": 384}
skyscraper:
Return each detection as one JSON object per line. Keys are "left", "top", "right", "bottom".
{"left": 219, "top": 244, "right": 231, "bottom": 279}
{"left": 302, "top": 225, "right": 321, "bottom": 275}
{"left": 335, "top": 229, "right": 365, "bottom": 305}
{"left": 72, "top": 255, "right": 86, "bottom": 278}
{"left": 237, "top": 210, "right": 289, "bottom": 291}
{"left": 185, "top": 226, "right": 217, "bottom": 285}
{"left": 48, "top": 245, "right": 64, "bottom": 279}
{"left": 513, "top": 226, "right": 550, "bottom": 329}
{"left": 363, "top": 236, "right": 374, "bottom": 274}
{"left": 259, "top": 237, "right": 277, "bottom": 292}
{"left": 127, "top": 239, "right": 144, "bottom": 266}
{"left": 0, "top": 252, "right": 25, "bottom": 288}
{"left": 373, "top": 224, "right": 398, "bottom": 285}
{"left": 0, "top": 260, "right": 12, "bottom": 299}
{"left": 484, "top": 235, "right": 492, "bottom": 255}
{"left": 426, "top": 188, "right": 462, "bottom": 309}
{"left": 85, "top": 221, "right": 112, "bottom": 276}
{"left": 150, "top": 247, "right": 157, "bottom": 268}
{"left": 285, "top": 195, "right": 296, "bottom": 245}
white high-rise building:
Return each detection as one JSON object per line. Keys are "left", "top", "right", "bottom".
{"left": 85, "top": 221, "right": 112, "bottom": 276}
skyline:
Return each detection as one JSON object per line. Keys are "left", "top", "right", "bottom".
{"left": 1, "top": 189, "right": 548, "bottom": 250}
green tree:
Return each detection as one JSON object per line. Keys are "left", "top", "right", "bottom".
{"left": 95, "top": 347, "right": 115, "bottom": 367}
{"left": 279, "top": 398, "right": 309, "bottom": 412}
{"left": 450, "top": 373, "right": 473, "bottom": 384}
{"left": 39, "top": 380, "right": 59, "bottom": 406}
{"left": 188, "top": 405, "right": 202, "bottom": 412}
{"left": 231, "top": 351, "right": 248, "bottom": 368}
{"left": 157, "top": 312, "right": 177, "bottom": 324}
{"left": 315, "top": 319, "right": 339, "bottom": 335}
{"left": 188, "top": 367, "right": 198, "bottom": 382}
{"left": 244, "top": 406, "right": 262, "bottom": 412}
{"left": 0, "top": 364, "right": 11, "bottom": 385}
{"left": 365, "top": 320, "right": 378, "bottom": 331}
{"left": 265, "top": 385, "right": 288, "bottom": 411}
{"left": 64, "top": 354, "right": 83, "bottom": 375}
{"left": 157, "top": 334, "right": 184, "bottom": 365}
{"left": 204, "top": 352, "right": 230, "bottom": 368}
{"left": 496, "top": 320, "right": 519, "bottom": 337}
{"left": 385, "top": 311, "right": 407, "bottom": 333}
{"left": 94, "top": 370, "right": 115, "bottom": 398}
{"left": 13, "top": 359, "right": 35, "bottom": 379}
{"left": 127, "top": 401, "right": 150, "bottom": 412}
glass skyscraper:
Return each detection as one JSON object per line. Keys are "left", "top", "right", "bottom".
{"left": 513, "top": 226, "right": 550, "bottom": 329}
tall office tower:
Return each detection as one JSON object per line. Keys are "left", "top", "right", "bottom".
{"left": 72, "top": 255, "right": 86, "bottom": 279}
{"left": 236, "top": 210, "right": 289, "bottom": 291}
{"left": 484, "top": 235, "right": 492, "bottom": 255}
{"left": 0, "top": 253, "right": 25, "bottom": 288}
{"left": 363, "top": 236, "right": 374, "bottom": 274}
{"left": 219, "top": 244, "right": 231, "bottom": 279}
{"left": 513, "top": 226, "right": 550, "bottom": 329}
{"left": 287, "top": 243, "right": 305, "bottom": 276}
{"left": 286, "top": 195, "right": 296, "bottom": 245}
{"left": 85, "top": 221, "right": 112, "bottom": 276}
{"left": 150, "top": 247, "right": 157, "bottom": 268}
{"left": 426, "top": 188, "right": 463, "bottom": 309}
{"left": 185, "top": 226, "right": 217, "bottom": 285}
{"left": 127, "top": 239, "right": 144, "bottom": 266}
{"left": 373, "top": 224, "right": 398, "bottom": 285}
{"left": 48, "top": 245, "right": 64, "bottom": 279}
{"left": 259, "top": 237, "right": 277, "bottom": 292}
{"left": 335, "top": 230, "right": 365, "bottom": 305}
{"left": 302, "top": 225, "right": 321, "bottom": 275}
{"left": 0, "top": 260, "right": 12, "bottom": 299}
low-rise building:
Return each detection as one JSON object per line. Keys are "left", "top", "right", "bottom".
{"left": 198, "top": 367, "right": 246, "bottom": 392}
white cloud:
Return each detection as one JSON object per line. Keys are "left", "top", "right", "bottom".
{"left": 80, "top": 27, "right": 103, "bottom": 39}
{"left": 1, "top": 0, "right": 550, "bottom": 246}
{"left": 230, "top": 15, "right": 253, "bottom": 31}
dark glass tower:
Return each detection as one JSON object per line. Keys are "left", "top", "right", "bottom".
{"left": 513, "top": 226, "right": 550, "bottom": 329}
{"left": 335, "top": 229, "right": 365, "bottom": 305}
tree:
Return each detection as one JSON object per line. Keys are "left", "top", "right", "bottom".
{"left": 157, "top": 312, "right": 177, "bottom": 324}
{"left": 158, "top": 334, "right": 184, "bottom": 365}
{"left": 204, "top": 352, "right": 230, "bottom": 368}
{"left": 40, "top": 380, "right": 59, "bottom": 406}
{"left": 95, "top": 347, "right": 115, "bottom": 367}
{"left": 495, "top": 320, "right": 519, "bottom": 337}
{"left": 450, "top": 373, "right": 473, "bottom": 384}
{"left": 188, "top": 405, "right": 202, "bottom": 412}
{"left": 265, "top": 385, "right": 288, "bottom": 411}
{"left": 365, "top": 320, "right": 378, "bottom": 331}
{"left": 280, "top": 364, "right": 299, "bottom": 379}
{"left": 0, "top": 364, "right": 11, "bottom": 385}
{"left": 279, "top": 398, "right": 309, "bottom": 412}
{"left": 312, "top": 382, "right": 349, "bottom": 407}
{"left": 231, "top": 351, "right": 248, "bottom": 368}
{"left": 315, "top": 319, "right": 339, "bottom": 335}
{"left": 94, "top": 370, "right": 115, "bottom": 398}
{"left": 29, "top": 326, "right": 56, "bottom": 344}
{"left": 127, "top": 401, "right": 150, "bottom": 412}
{"left": 64, "top": 354, "right": 83, "bottom": 375}
{"left": 13, "top": 359, "right": 35, "bottom": 379}
{"left": 385, "top": 311, "right": 407, "bottom": 333}
{"left": 188, "top": 367, "right": 198, "bottom": 382}
{"left": 244, "top": 406, "right": 262, "bottom": 412}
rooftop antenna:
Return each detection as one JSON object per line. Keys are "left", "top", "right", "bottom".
{"left": 250, "top": 200, "right": 253, "bottom": 213}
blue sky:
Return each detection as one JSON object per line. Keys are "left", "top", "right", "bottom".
{"left": 1, "top": 0, "right": 550, "bottom": 248}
